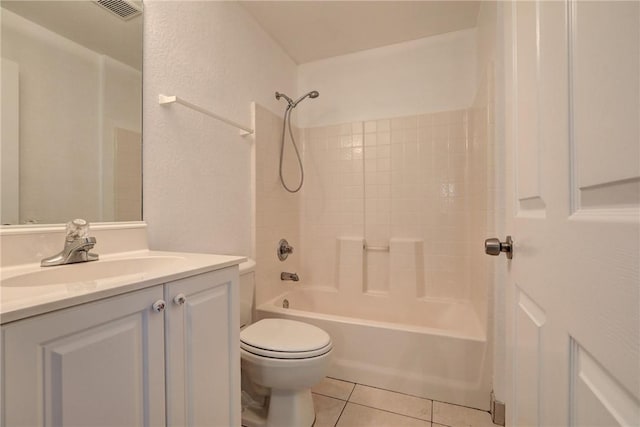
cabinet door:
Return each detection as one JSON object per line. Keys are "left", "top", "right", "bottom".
{"left": 165, "top": 267, "right": 240, "bottom": 427}
{"left": 2, "top": 286, "right": 166, "bottom": 427}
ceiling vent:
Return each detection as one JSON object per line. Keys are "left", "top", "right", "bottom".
{"left": 94, "top": 0, "right": 142, "bottom": 21}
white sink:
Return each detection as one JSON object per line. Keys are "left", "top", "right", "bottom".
{"left": 0, "top": 250, "right": 245, "bottom": 325}
{"left": 1, "top": 256, "right": 186, "bottom": 287}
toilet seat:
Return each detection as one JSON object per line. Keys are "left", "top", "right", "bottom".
{"left": 240, "top": 318, "right": 332, "bottom": 359}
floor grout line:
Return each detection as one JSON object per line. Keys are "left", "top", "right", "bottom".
{"left": 431, "top": 398, "right": 434, "bottom": 423}
{"left": 333, "top": 397, "right": 349, "bottom": 427}
{"left": 431, "top": 398, "right": 492, "bottom": 414}
{"left": 346, "top": 382, "right": 356, "bottom": 401}
{"left": 333, "top": 382, "right": 356, "bottom": 426}
{"left": 312, "top": 391, "right": 348, "bottom": 402}
{"left": 348, "top": 381, "right": 435, "bottom": 402}
{"left": 344, "top": 401, "right": 432, "bottom": 424}
{"left": 317, "top": 377, "right": 494, "bottom": 427}
{"left": 333, "top": 378, "right": 491, "bottom": 414}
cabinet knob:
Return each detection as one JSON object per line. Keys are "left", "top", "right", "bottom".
{"left": 173, "top": 294, "right": 186, "bottom": 305}
{"left": 152, "top": 300, "right": 166, "bottom": 312}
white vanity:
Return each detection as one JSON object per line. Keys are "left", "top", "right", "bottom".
{"left": 0, "top": 223, "right": 245, "bottom": 427}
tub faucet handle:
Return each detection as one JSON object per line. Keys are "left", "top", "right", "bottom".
{"left": 278, "top": 239, "right": 294, "bottom": 261}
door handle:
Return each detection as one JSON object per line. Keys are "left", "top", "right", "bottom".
{"left": 485, "top": 236, "right": 513, "bottom": 259}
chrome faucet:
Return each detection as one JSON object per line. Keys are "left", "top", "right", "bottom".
{"left": 41, "top": 219, "right": 99, "bottom": 267}
{"left": 281, "top": 272, "right": 299, "bottom": 282}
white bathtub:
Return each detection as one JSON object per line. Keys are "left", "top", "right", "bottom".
{"left": 256, "top": 287, "right": 491, "bottom": 410}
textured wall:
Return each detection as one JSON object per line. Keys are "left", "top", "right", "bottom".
{"left": 143, "top": 1, "right": 296, "bottom": 256}
{"left": 296, "top": 29, "right": 476, "bottom": 128}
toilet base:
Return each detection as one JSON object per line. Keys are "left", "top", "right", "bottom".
{"left": 241, "top": 406, "right": 267, "bottom": 427}
{"left": 241, "top": 388, "right": 315, "bottom": 427}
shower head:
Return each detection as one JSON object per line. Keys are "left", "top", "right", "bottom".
{"left": 292, "top": 90, "right": 320, "bottom": 108}
{"left": 275, "top": 90, "right": 320, "bottom": 108}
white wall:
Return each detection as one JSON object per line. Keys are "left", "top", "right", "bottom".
{"left": 297, "top": 29, "right": 476, "bottom": 128}
{"left": 143, "top": 1, "right": 297, "bottom": 257}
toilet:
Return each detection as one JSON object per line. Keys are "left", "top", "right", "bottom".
{"left": 239, "top": 260, "right": 332, "bottom": 427}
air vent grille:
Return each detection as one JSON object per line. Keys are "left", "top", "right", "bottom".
{"left": 94, "top": 0, "right": 142, "bottom": 21}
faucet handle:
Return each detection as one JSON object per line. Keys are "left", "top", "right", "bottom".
{"left": 277, "top": 239, "right": 294, "bottom": 261}
{"left": 66, "top": 219, "right": 90, "bottom": 241}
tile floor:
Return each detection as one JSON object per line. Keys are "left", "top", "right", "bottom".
{"left": 311, "top": 377, "right": 496, "bottom": 427}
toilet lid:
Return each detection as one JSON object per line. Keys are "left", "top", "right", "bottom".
{"left": 240, "top": 319, "right": 332, "bottom": 359}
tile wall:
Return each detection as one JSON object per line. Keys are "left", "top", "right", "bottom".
{"left": 299, "top": 108, "right": 488, "bottom": 304}
{"left": 254, "top": 100, "right": 494, "bottom": 314}
{"left": 253, "top": 104, "right": 301, "bottom": 305}
{"left": 299, "top": 123, "right": 365, "bottom": 288}
{"left": 467, "top": 64, "right": 496, "bottom": 329}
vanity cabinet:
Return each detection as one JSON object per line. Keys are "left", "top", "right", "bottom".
{"left": 164, "top": 267, "right": 240, "bottom": 427}
{"left": 1, "top": 266, "right": 240, "bottom": 427}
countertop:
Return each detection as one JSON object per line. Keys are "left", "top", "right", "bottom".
{"left": 0, "top": 250, "right": 246, "bottom": 324}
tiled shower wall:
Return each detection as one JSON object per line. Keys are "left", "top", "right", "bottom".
{"left": 468, "top": 65, "right": 496, "bottom": 329}
{"left": 298, "top": 123, "right": 365, "bottom": 288}
{"left": 299, "top": 109, "right": 486, "bottom": 303}
{"left": 253, "top": 104, "right": 301, "bottom": 305}
{"left": 254, "top": 102, "right": 493, "bottom": 311}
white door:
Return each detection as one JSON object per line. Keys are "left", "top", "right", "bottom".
{"left": 503, "top": 1, "right": 639, "bottom": 426}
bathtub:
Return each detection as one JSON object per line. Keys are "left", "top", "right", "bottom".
{"left": 256, "top": 287, "right": 491, "bottom": 410}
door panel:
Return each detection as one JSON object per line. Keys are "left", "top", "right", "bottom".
{"left": 504, "top": 1, "right": 640, "bottom": 426}
{"left": 570, "top": 340, "right": 639, "bottom": 426}
{"left": 2, "top": 286, "right": 166, "bottom": 427}
{"left": 44, "top": 316, "right": 146, "bottom": 426}
{"left": 570, "top": 1, "right": 640, "bottom": 195}
{"left": 165, "top": 267, "right": 240, "bottom": 427}
{"left": 185, "top": 285, "right": 230, "bottom": 427}
{"left": 570, "top": 0, "right": 640, "bottom": 214}
{"left": 513, "top": 289, "right": 546, "bottom": 426}
{"left": 514, "top": 0, "right": 546, "bottom": 213}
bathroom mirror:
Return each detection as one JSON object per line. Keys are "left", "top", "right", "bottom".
{"left": 1, "top": 0, "right": 143, "bottom": 226}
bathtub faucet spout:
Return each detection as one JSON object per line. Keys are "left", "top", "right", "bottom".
{"left": 281, "top": 272, "right": 299, "bottom": 282}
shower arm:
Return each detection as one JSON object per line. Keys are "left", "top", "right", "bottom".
{"left": 276, "top": 92, "right": 294, "bottom": 107}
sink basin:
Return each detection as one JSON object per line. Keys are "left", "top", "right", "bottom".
{"left": 2, "top": 256, "right": 187, "bottom": 287}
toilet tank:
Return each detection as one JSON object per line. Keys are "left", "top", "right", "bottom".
{"left": 239, "top": 259, "right": 256, "bottom": 329}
